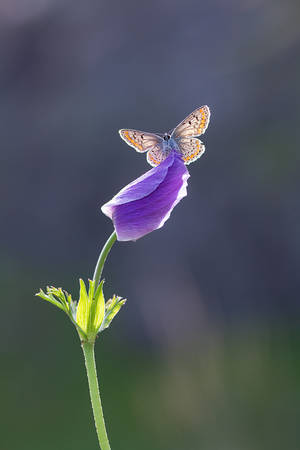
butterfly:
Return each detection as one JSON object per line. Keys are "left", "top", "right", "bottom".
{"left": 119, "top": 105, "right": 210, "bottom": 167}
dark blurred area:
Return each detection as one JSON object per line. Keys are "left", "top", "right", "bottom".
{"left": 1, "top": 0, "right": 300, "bottom": 449}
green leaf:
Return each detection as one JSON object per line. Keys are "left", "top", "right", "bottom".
{"left": 36, "top": 284, "right": 88, "bottom": 341}
{"left": 101, "top": 295, "right": 126, "bottom": 331}
{"left": 92, "top": 280, "right": 105, "bottom": 332}
{"left": 88, "top": 279, "right": 95, "bottom": 303}
{"left": 35, "top": 288, "right": 66, "bottom": 312}
{"left": 76, "top": 279, "right": 90, "bottom": 334}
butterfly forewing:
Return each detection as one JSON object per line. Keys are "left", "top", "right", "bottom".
{"left": 119, "top": 129, "right": 163, "bottom": 153}
{"left": 178, "top": 137, "right": 205, "bottom": 165}
{"left": 172, "top": 105, "right": 210, "bottom": 139}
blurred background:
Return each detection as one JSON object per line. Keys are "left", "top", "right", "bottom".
{"left": 1, "top": 0, "right": 300, "bottom": 449}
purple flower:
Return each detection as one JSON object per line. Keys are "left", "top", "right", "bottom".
{"left": 101, "top": 150, "right": 190, "bottom": 241}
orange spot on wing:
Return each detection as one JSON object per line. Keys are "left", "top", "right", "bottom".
{"left": 124, "top": 131, "right": 143, "bottom": 150}
{"left": 183, "top": 146, "right": 201, "bottom": 163}
{"left": 148, "top": 153, "right": 160, "bottom": 165}
{"left": 197, "top": 113, "right": 207, "bottom": 134}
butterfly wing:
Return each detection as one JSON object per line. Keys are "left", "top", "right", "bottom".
{"left": 146, "top": 146, "right": 170, "bottom": 167}
{"left": 177, "top": 137, "right": 205, "bottom": 165}
{"left": 172, "top": 105, "right": 210, "bottom": 139}
{"left": 119, "top": 129, "right": 163, "bottom": 153}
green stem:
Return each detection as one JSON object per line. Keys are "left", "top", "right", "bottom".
{"left": 82, "top": 341, "right": 111, "bottom": 450}
{"left": 93, "top": 231, "right": 117, "bottom": 289}
{"left": 80, "top": 231, "right": 116, "bottom": 448}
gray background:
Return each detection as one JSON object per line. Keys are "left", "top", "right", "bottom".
{"left": 1, "top": 1, "right": 300, "bottom": 449}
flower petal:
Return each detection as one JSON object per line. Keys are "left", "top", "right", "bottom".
{"left": 101, "top": 152, "right": 174, "bottom": 216}
{"left": 101, "top": 151, "right": 190, "bottom": 241}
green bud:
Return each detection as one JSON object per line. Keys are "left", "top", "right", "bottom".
{"left": 36, "top": 280, "right": 126, "bottom": 343}
{"left": 76, "top": 279, "right": 105, "bottom": 340}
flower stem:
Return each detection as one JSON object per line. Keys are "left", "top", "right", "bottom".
{"left": 82, "top": 341, "right": 111, "bottom": 450}
{"left": 81, "top": 231, "right": 116, "bottom": 448}
{"left": 93, "top": 231, "right": 117, "bottom": 289}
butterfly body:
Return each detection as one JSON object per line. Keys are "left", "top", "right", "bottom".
{"left": 119, "top": 105, "right": 210, "bottom": 167}
{"left": 164, "top": 136, "right": 180, "bottom": 153}
{"left": 149, "top": 136, "right": 181, "bottom": 165}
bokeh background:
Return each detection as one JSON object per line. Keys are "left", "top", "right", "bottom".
{"left": 1, "top": 0, "right": 300, "bottom": 449}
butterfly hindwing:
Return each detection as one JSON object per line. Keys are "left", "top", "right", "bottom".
{"left": 147, "top": 146, "right": 170, "bottom": 167}
{"left": 178, "top": 137, "right": 205, "bottom": 165}
{"left": 119, "top": 129, "right": 163, "bottom": 153}
{"left": 172, "top": 105, "right": 210, "bottom": 139}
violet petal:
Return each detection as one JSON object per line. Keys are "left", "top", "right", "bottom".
{"left": 101, "top": 151, "right": 190, "bottom": 241}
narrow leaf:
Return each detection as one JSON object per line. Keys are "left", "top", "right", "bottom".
{"left": 76, "top": 279, "right": 89, "bottom": 334}
{"left": 92, "top": 280, "right": 105, "bottom": 331}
